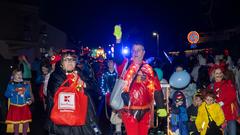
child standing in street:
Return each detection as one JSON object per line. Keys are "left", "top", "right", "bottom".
{"left": 195, "top": 91, "right": 224, "bottom": 135}
{"left": 170, "top": 91, "right": 189, "bottom": 135}
{"left": 187, "top": 93, "right": 203, "bottom": 135}
{"left": 5, "top": 69, "right": 32, "bottom": 135}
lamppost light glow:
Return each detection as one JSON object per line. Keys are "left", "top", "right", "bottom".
{"left": 152, "top": 32, "right": 160, "bottom": 57}
{"left": 153, "top": 32, "right": 158, "bottom": 36}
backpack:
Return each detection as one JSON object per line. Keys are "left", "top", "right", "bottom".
{"left": 50, "top": 77, "right": 88, "bottom": 126}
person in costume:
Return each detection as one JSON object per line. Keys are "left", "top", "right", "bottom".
{"left": 114, "top": 42, "right": 166, "bottom": 135}
{"left": 170, "top": 91, "right": 188, "bottom": 135}
{"left": 99, "top": 58, "right": 121, "bottom": 135}
{"left": 45, "top": 49, "right": 101, "bottom": 135}
{"left": 170, "top": 66, "right": 197, "bottom": 108}
{"left": 208, "top": 67, "right": 238, "bottom": 135}
{"left": 42, "top": 54, "right": 61, "bottom": 99}
{"left": 195, "top": 91, "right": 225, "bottom": 135}
{"left": 5, "top": 69, "right": 32, "bottom": 135}
{"left": 187, "top": 93, "right": 203, "bottom": 135}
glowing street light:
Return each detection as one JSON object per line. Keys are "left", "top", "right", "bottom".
{"left": 122, "top": 46, "right": 129, "bottom": 55}
{"left": 153, "top": 32, "right": 158, "bottom": 36}
{"left": 153, "top": 32, "right": 160, "bottom": 57}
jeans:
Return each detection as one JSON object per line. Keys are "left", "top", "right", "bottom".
{"left": 224, "top": 120, "right": 236, "bottom": 135}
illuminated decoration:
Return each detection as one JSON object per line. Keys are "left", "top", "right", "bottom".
{"left": 105, "top": 44, "right": 115, "bottom": 58}
{"left": 91, "top": 48, "right": 106, "bottom": 59}
{"left": 123, "top": 65, "right": 137, "bottom": 92}
{"left": 123, "top": 64, "right": 155, "bottom": 93}
{"left": 187, "top": 31, "right": 199, "bottom": 44}
{"left": 113, "top": 25, "right": 122, "bottom": 43}
{"left": 111, "top": 46, "right": 114, "bottom": 52}
{"left": 81, "top": 47, "right": 91, "bottom": 56}
{"left": 187, "top": 31, "right": 199, "bottom": 48}
{"left": 122, "top": 46, "right": 129, "bottom": 55}
{"left": 100, "top": 71, "right": 117, "bottom": 95}
{"left": 163, "top": 51, "right": 173, "bottom": 64}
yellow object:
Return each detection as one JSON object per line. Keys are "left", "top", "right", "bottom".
{"left": 157, "top": 108, "right": 167, "bottom": 117}
{"left": 113, "top": 25, "right": 122, "bottom": 43}
{"left": 6, "top": 123, "right": 30, "bottom": 133}
{"left": 195, "top": 102, "right": 225, "bottom": 135}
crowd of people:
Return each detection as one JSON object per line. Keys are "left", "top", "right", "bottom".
{"left": 0, "top": 42, "right": 240, "bottom": 135}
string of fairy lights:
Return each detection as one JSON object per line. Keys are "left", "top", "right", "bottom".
{"left": 100, "top": 71, "right": 117, "bottom": 95}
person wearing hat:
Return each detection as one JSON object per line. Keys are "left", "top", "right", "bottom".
{"left": 208, "top": 67, "right": 237, "bottom": 135}
{"left": 170, "top": 91, "right": 189, "bottom": 135}
{"left": 45, "top": 49, "right": 100, "bottom": 135}
{"left": 42, "top": 54, "right": 61, "bottom": 97}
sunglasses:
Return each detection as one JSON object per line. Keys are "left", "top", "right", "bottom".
{"left": 176, "top": 99, "right": 183, "bottom": 102}
{"left": 63, "top": 57, "right": 77, "bottom": 62}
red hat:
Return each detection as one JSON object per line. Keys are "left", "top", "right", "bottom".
{"left": 50, "top": 55, "right": 61, "bottom": 64}
{"left": 176, "top": 93, "right": 184, "bottom": 100}
{"left": 208, "top": 62, "right": 226, "bottom": 75}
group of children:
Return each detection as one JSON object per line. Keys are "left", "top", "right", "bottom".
{"left": 170, "top": 90, "right": 225, "bottom": 135}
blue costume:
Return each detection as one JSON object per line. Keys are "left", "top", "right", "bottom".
{"left": 100, "top": 70, "right": 117, "bottom": 95}
{"left": 5, "top": 81, "right": 32, "bottom": 124}
{"left": 5, "top": 82, "right": 31, "bottom": 105}
{"left": 170, "top": 91, "right": 188, "bottom": 135}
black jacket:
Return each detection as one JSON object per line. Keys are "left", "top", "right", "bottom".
{"left": 46, "top": 63, "right": 100, "bottom": 135}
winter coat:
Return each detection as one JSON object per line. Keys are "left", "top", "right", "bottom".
{"left": 45, "top": 64, "right": 98, "bottom": 135}
{"left": 195, "top": 102, "right": 225, "bottom": 135}
{"left": 213, "top": 80, "right": 238, "bottom": 121}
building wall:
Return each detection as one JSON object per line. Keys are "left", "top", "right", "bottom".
{"left": 0, "top": 1, "right": 67, "bottom": 61}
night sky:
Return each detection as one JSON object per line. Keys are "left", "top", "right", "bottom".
{"left": 40, "top": 0, "right": 240, "bottom": 54}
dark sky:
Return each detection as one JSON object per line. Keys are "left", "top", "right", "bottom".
{"left": 40, "top": 0, "right": 240, "bottom": 52}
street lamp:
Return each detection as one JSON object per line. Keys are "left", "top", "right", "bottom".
{"left": 153, "top": 32, "right": 160, "bottom": 57}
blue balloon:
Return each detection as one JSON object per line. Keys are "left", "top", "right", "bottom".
{"left": 169, "top": 70, "right": 190, "bottom": 89}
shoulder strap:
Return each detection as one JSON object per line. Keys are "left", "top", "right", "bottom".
{"left": 60, "top": 76, "right": 80, "bottom": 88}
{"left": 205, "top": 105, "right": 213, "bottom": 121}
{"left": 128, "top": 63, "right": 144, "bottom": 91}
{"left": 60, "top": 78, "right": 70, "bottom": 87}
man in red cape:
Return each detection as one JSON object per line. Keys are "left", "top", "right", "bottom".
{"left": 114, "top": 42, "right": 166, "bottom": 135}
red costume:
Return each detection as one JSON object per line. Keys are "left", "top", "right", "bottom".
{"left": 119, "top": 60, "right": 161, "bottom": 135}
{"left": 212, "top": 80, "right": 238, "bottom": 121}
